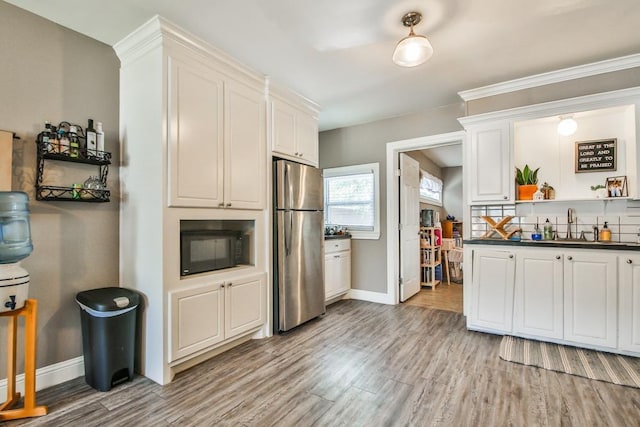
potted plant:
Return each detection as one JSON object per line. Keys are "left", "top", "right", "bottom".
{"left": 591, "top": 184, "right": 608, "bottom": 198}
{"left": 515, "top": 164, "right": 539, "bottom": 200}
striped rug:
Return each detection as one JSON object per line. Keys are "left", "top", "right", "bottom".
{"left": 499, "top": 335, "right": 640, "bottom": 388}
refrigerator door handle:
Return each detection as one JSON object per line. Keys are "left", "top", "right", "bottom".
{"left": 285, "top": 212, "right": 293, "bottom": 256}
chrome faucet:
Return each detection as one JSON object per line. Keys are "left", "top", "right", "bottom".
{"left": 567, "top": 208, "right": 575, "bottom": 240}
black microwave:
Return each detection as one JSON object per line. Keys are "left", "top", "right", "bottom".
{"left": 180, "top": 230, "right": 243, "bottom": 276}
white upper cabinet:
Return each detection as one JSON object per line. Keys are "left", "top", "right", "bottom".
{"left": 167, "top": 54, "right": 266, "bottom": 210}
{"left": 167, "top": 56, "right": 225, "bottom": 208}
{"left": 270, "top": 89, "right": 320, "bottom": 167}
{"left": 224, "top": 80, "right": 266, "bottom": 209}
{"left": 465, "top": 121, "right": 512, "bottom": 203}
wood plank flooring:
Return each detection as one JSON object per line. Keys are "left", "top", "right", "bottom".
{"left": 404, "top": 283, "right": 463, "bottom": 313}
{"left": 4, "top": 300, "right": 640, "bottom": 426}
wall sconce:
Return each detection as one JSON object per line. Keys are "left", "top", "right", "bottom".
{"left": 557, "top": 115, "right": 577, "bottom": 136}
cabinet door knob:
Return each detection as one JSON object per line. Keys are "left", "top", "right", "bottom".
{"left": 509, "top": 254, "right": 514, "bottom": 259}
{"left": 226, "top": 203, "right": 232, "bottom": 207}
{"left": 628, "top": 259, "right": 633, "bottom": 264}
{"left": 567, "top": 256, "right": 573, "bottom": 261}
{"left": 298, "top": 152, "right": 303, "bottom": 157}
{"left": 221, "top": 284, "right": 225, "bottom": 288}
{"left": 556, "top": 255, "right": 561, "bottom": 260}
{"left": 228, "top": 282, "right": 232, "bottom": 287}
{"left": 218, "top": 203, "right": 224, "bottom": 207}
{"left": 294, "top": 152, "right": 299, "bottom": 156}
{"left": 503, "top": 196, "right": 508, "bottom": 200}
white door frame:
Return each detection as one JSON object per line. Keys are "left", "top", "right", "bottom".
{"left": 385, "top": 131, "right": 466, "bottom": 305}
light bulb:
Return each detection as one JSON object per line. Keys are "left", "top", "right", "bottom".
{"left": 557, "top": 117, "right": 577, "bottom": 136}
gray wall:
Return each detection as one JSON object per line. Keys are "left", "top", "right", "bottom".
{"left": 442, "top": 166, "right": 463, "bottom": 220}
{"left": 0, "top": 1, "right": 120, "bottom": 373}
{"left": 319, "top": 103, "right": 464, "bottom": 293}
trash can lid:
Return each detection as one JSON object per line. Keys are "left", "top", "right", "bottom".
{"left": 76, "top": 287, "right": 140, "bottom": 312}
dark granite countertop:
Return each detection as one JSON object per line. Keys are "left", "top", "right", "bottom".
{"left": 324, "top": 234, "right": 351, "bottom": 240}
{"left": 464, "top": 239, "right": 640, "bottom": 251}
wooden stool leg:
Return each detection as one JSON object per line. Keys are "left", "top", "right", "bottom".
{"left": 444, "top": 251, "right": 451, "bottom": 286}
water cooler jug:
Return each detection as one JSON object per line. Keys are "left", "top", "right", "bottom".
{"left": 0, "top": 192, "right": 33, "bottom": 312}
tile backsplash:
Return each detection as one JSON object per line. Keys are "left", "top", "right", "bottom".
{"left": 471, "top": 201, "right": 640, "bottom": 243}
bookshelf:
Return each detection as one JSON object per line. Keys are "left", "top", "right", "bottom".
{"left": 420, "top": 227, "right": 441, "bottom": 289}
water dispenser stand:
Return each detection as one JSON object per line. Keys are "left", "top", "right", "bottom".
{"left": 0, "top": 299, "right": 47, "bottom": 421}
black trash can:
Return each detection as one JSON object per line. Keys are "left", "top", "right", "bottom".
{"left": 76, "top": 287, "right": 140, "bottom": 392}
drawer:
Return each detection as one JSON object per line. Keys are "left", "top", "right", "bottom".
{"left": 325, "top": 238, "right": 351, "bottom": 254}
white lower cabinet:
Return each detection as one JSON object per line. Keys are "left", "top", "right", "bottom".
{"left": 619, "top": 255, "right": 640, "bottom": 353}
{"left": 513, "top": 249, "right": 564, "bottom": 340}
{"left": 324, "top": 239, "right": 351, "bottom": 301}
{"left": 468, "top": 249, "right": 515, "bottom": 333}
{"left": 563, "top": 251, "right": 617, "bottom": 349}
{"left": 169, "top": 273, "right": 266, "bottom": 362}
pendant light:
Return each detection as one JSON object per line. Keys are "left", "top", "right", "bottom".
{"left": 557, "top": 115, "right": 578, "bottom": 136}
{"left": 392, "top": 12, "right": 433, "bottom": 67}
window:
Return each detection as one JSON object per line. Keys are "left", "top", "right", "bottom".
{"left": 420, "top": 170, "right": 443, "bottom": 206}
{"left": 323, "top": 163, "right": 380, "bottom": 239}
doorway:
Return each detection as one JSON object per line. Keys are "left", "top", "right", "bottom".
{"left": 385, "top": 131, "right": 466, "bottom": 309}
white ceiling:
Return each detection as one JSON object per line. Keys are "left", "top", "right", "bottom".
{"left": 6, "top": 0, "right": 640, "bottom": 131}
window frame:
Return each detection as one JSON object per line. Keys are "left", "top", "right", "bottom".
{"left": 323, "top": 162, "right": 380, "bottom": 240}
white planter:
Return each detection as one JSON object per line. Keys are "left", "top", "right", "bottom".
{"left": 0, "top": 262, "right": 29, "bottom": 312}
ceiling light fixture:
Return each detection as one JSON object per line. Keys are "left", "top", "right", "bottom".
{"left": 392, "top": 12, "right": 433, "bottom": 67}
{"left": 557, "top": 115, "right": 578, "bottom": 136}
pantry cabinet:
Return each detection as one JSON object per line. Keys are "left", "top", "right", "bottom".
{"left": 167, "top": 55, "right": 266, "bottom": 210}
{"left": 563, "top": 251, "right": 617, "bottom": 349}
{"left": 270, "top": 88, "right": 320, "bottom": 167}
{"left": 619, "top": 254, "right": 640, "bottom": 353}
{"left": 169, "top": 273, "right": 266, "bottom": 362}
{"left": 464, "top": 121, "right": 513, "bottom": 203}
{"left": 468, "top": 248, "right": 515, "bottom": 333}
{"left": 513, "top": 249, "right": 564, "bottom": 340}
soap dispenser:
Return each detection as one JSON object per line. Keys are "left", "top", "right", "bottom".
{"left": 599, "top": 222, "right": 612, "bottom": 242}
{"left": 543, "top": 218, "right": 553, "bottom": 240}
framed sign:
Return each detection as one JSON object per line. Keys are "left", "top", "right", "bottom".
{"left": 575, "top": 138, "right": 616, "bottom": 173}
{"left": 606, "top": 175, "right": 627, "bottom": 197}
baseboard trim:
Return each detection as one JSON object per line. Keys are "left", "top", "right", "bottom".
{"left": 347, "top": 289, "right": 395, "bottom": 305}
{"left": 0, "top": 356, "right": 84, "bottom": 397}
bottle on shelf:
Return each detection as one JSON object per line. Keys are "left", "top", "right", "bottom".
{"left": 57, "top": 127, "right": 68, "bottom": 154}
{"left": 96, "top": 122, "right": 104, "bottom": 158}
{"left": 86, "top": 119, "right": 97, "bottom": 158}
{"left": 68, "top": 125, "right": 79, "bottom": 158}
{"left": 41, "top": 121, "right": 52, "bottom": 153}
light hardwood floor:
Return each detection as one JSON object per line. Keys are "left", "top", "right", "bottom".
{"left": 404, "top": 283, "right": 463, "bottom": 313}
{"left": 4, "top": 300, "right": 639, "bottom": 426}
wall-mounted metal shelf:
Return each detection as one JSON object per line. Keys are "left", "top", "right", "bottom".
{"left": 35, "top": 139, "right": 112, "bottom": 203}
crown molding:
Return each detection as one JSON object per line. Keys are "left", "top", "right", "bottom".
{"left": 458, "top": 86, "right": 640, "bottom": 127}
{"left": 458, "top": 53, "right": 640, "bottom": 102}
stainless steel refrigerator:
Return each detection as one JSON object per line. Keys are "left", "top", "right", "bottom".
{"left": 273, "top": 159, "right": 325, "bottom": 332}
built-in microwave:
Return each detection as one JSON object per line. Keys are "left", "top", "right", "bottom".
{"left": 180, "top": 230, "right": 243, "bottom": 276}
